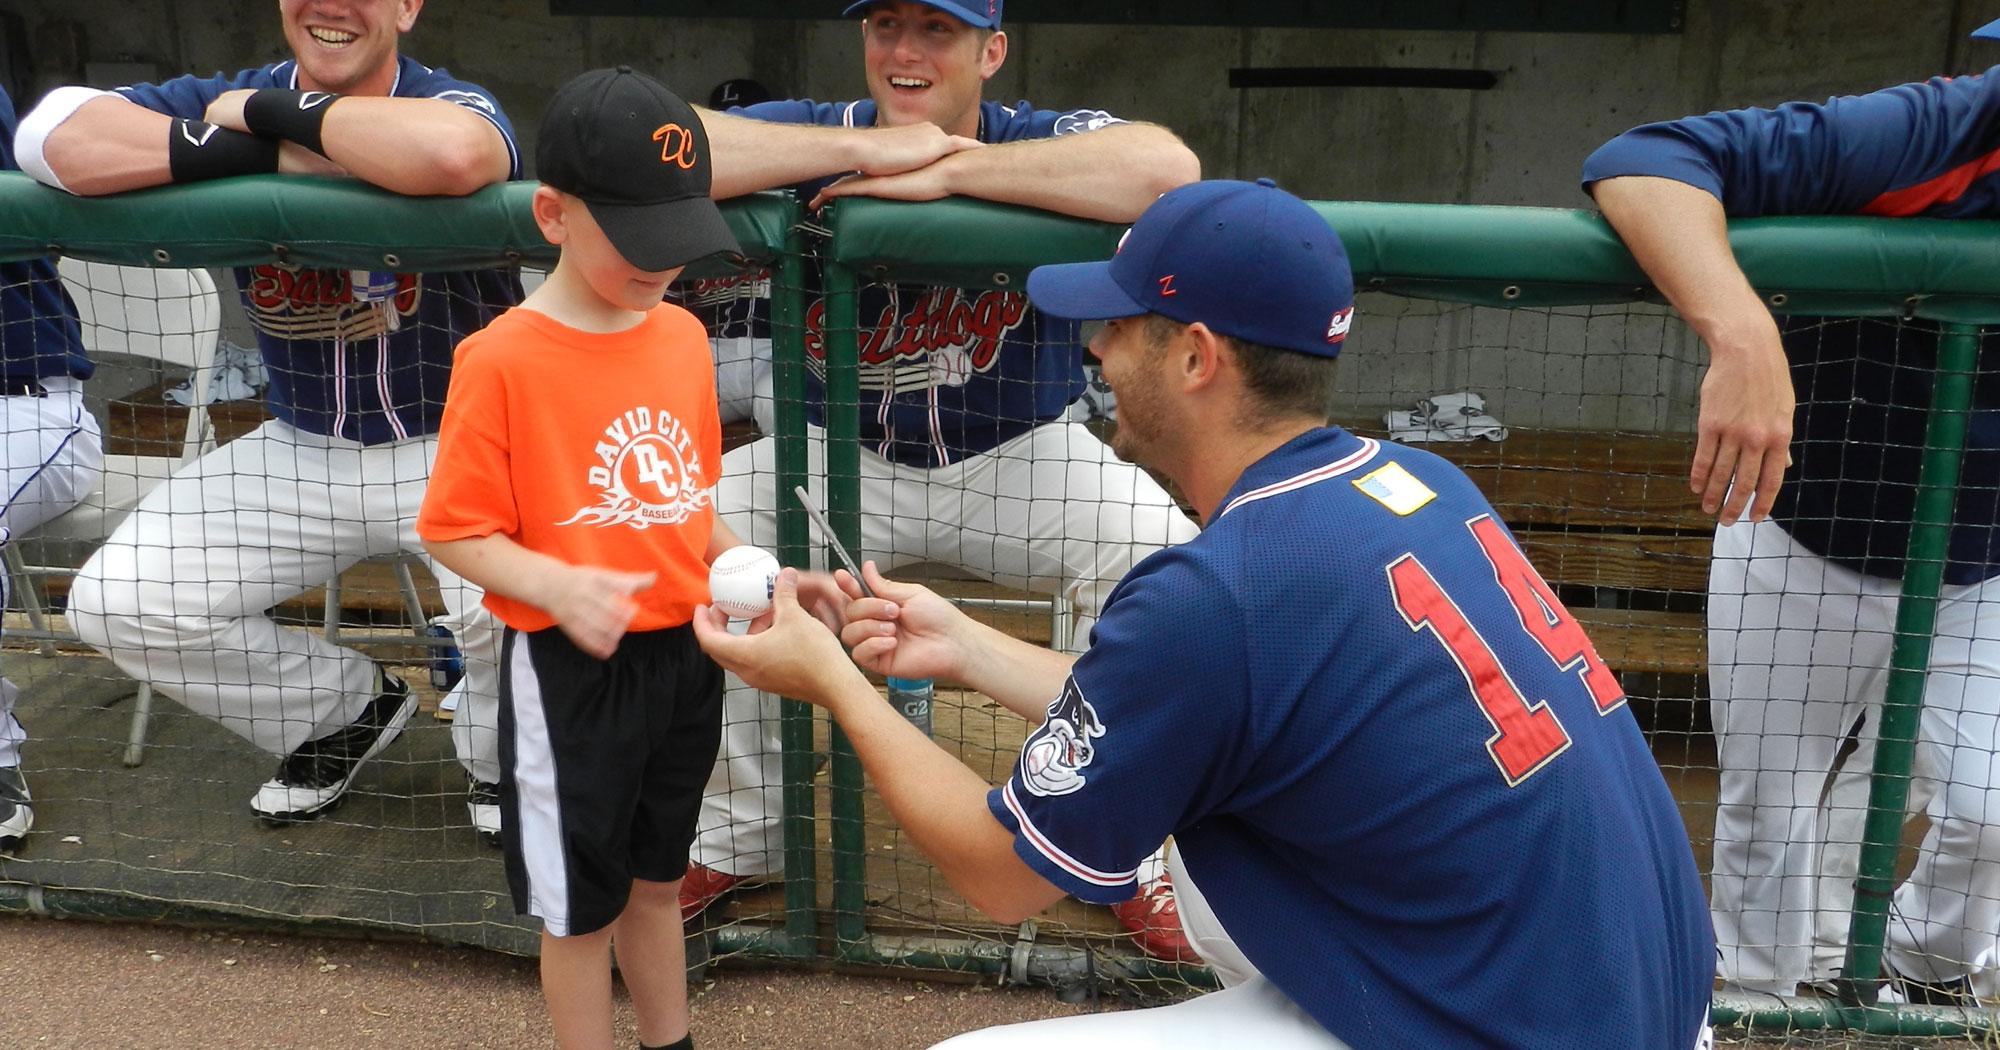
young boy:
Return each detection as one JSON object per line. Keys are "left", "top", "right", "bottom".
{"left": 418, "top": 67, "right": 746, "bottom": 1050}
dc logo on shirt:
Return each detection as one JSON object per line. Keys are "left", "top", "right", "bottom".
{"left": 1019, "top": 677, "right": 1105, "bottom": 797}
{"left": 557, "top": 405, "right": 711, "bottom": 530}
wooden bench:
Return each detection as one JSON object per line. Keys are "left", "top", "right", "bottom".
{"left": 86, "top": 393, "right": 1715, "bottom": 688}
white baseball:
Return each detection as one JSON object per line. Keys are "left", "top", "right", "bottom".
{"left": 709, "top": 545, "right": 781, "bottom": 619}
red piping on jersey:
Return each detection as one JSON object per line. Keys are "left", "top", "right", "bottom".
{"left": 1001, "top": 782, "right": 1136, "bottom": 888}
{"left": 1216, "top": 438, "right": 1381, "bottom": 520}
{"left": 1861, "top": 145, "right": 2000, "bottom": 216}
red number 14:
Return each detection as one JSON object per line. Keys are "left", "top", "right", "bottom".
{"left": 1388, "top": 515, "right": 1625, "bottom": 786}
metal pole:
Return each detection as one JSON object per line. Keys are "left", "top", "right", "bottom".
{"left": 1837, "top": 321, "right": 1977, "bottom": 1003}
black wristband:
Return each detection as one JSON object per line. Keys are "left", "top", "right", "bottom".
{"left": 241, "top": 88, "right": 343, "bottom": 156}
{"left": 166, "top": 120, "right": 280, "bottom": 183}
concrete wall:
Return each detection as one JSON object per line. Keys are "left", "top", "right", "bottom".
{"left": 9, "top": 0, "right": 1989, "bottom": 430}
{"left": 13, "top": 0, "right": 1990, "bottom": 202}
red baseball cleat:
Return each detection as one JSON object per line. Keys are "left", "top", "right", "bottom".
{"left": 1109, "top": 873, "right": 1201, "bottom": 964}
{"left": 679, "top": 863, "right": 760, "bottom": 923}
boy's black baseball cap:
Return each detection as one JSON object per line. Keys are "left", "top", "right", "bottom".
{"left": 537, "top": 67, "right": 741, "bottom": 272}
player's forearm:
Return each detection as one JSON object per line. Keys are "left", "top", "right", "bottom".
{"left": 824, "top": 681, "right": 1065, "bottom": 921}
{"left": 950, "top": 620, "right": 1076, "bottom": 720}
{"left": 699, "top": 108, "right": 871, "bottom": 199}
{"left": 312, "top": 96, "right": 512, "bottom": 195}
{"left": 1591, "top": 175, "right": 1781, "bottom": 359}
{"left": 29, "top": 93, "right": 178, "bottom": 195}
{"left": 934, "top": 123, "right": 1200, "bottom": 222}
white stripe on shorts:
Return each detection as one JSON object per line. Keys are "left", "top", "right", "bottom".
{"left": 507, "top": 634, "right": 573, "bottom": 935}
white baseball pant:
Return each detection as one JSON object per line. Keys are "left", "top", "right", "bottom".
{"left": 64, "top": 418, "right": 500, "bottom": 780}
{"left": 691, "top": 420, "right": 1201, "bottom": 876}
{"left": 1709, "top": 515, "right": 2000, "bottom": 993}
{"left": 0, "top": 378, "right": 102, "bottom": 767}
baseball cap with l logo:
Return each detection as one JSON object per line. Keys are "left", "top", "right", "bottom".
{"left": 537, "top": 66, "right": 741, "bottom": 272}
{"left": 1025, "top": 179, "right": 1355, "bottom": 358}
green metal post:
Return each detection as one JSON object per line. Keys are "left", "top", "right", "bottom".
{"left": 772, "top": 214, "right": 819, "bottom": 956}
{"left": 1837, "top": 321, "right": 1978, "bottom": 1003}
{"left": 820, "top": 257, "right": 870, "bottom": 952}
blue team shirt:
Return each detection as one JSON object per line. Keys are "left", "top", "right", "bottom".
{"left": 114, "top": 56, "right": 522, "bottom": 444}
{"left": 0, "top": 88, "right": 90, "bottom": 384}
{"left": 683, "top": 98, "right": 1123, "bottom": 467}
{"left": 1583, "top": 68, "right": 2000, "bottom": 583}
{"left": 990, "top": 427, "right": 1713, "bottom": 1050}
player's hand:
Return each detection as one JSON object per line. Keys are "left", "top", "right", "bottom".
{"left": 848, "top": 123, "right": 983, "bottom": 177}
{"left": 547, "top": 566, "right": 656, "bottom": 660}
{"left": 1693, "top": 324, "right": 1795, "bottom": 525}
{"left": 838, "top": 560, "right": 968, "bottom": 681}
{"left": 810, "top": 154, "right": 975, "bottom": 211}
{"left": 695, "top": 568, "right": 864, "bottom": 706}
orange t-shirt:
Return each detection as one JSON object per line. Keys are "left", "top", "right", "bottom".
{"left": 417, "top": 303, "right": 722, "bottom": 632}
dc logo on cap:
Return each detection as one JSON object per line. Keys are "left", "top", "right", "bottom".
{"left": 1326, "top": 306, "right": 1353, "bottom": 343}
{"left": 653, "top": 123, "right": 697, "bottom": 169}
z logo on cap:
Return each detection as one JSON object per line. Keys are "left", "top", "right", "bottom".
{"left": 1327, "top": 305, "right": 1353, "bottom": 343}
{"left": 653, "top": 123, "right": 698, "bottom": 169}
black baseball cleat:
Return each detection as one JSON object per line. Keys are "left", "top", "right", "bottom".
{"left": 467, "top": 775, "right": 501, "bottom": 849}
{"left": 251, "top": 669, "right": 417, "bottom": 825}
{"left": 0, "top": 766, "right": 31, "bottom": 855}
{"left": 1880, "top": 960, "right": 1981, "bottom": 1007}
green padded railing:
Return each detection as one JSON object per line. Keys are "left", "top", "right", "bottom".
{"left": 0, "top": 172, "right": 795, "bottom": 276}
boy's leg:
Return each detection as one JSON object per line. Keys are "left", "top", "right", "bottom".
{"left": 613, "top": 877, "right": 691, "bottom": 1048}
{"left": 541, "top": 924, "right": 616, "bottom": 1050}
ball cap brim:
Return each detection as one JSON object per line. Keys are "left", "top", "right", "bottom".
{"left": 840, "top": 0, "right": 1002, "bottom": 28}
{"left": 1977, "top": 17, "right": 2000, "bottom": 39}
{"left": 1025, "top": 260, "right": 1148, "bottom": 321}
{"left": 584, "top": 195, "right": 743, "bottom": 274}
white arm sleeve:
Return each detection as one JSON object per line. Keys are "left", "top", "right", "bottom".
{"left": 15, "top": 86, "right": 116, "bottom": 193}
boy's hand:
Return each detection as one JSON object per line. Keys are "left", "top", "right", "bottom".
{"left": 548, "top": 566, "right": 656, "bottom": 659}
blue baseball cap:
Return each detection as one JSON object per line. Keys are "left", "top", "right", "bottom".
{"left": 1977, "top": 17, "right": 2000, "bottom": 38}
{"left": 841, "top": 0, "right": 1003, "bottom": 29}
{"left": 1026, "top": 179, "right": 1355, "bottom": 358}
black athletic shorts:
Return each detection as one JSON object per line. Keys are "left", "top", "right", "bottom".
{"left": 497, "top": 622, "right": 724, "bottom": 937}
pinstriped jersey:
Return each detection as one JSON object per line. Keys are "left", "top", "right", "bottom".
{"left": 0, "top": 87, "right": 89, "bottom": 384}
{"left": 682, "top": 98, "right": 1122, "bottom": 468}
{"left": 1582, "top": 69, "right": 2000, "bottom": 583}
{"left": 113, "top": 56, "right": 522, "bottom": 445}
{"left": 990, "top": 426, "right": 1713, "bottom": 1050}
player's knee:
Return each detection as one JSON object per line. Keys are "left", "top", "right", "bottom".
{"left": 64, "top": 554, "right": 151, "bottom": 651}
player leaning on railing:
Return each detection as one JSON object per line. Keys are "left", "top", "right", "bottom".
{"left": 14, "top": 0, "right": 518, "bottom": 844}
{"left": 1586, "top": 15, "right": 2000, "bottom": 1006}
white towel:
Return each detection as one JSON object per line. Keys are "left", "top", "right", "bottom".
{"left": 1384, "top": 391, "right": 1509, "bottom": 443}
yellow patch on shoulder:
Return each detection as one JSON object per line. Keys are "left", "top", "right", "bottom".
{"left": 1352, "top": 462, "right": 1437, "bottom": 516}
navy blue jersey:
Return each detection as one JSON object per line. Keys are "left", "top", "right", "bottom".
{"left": 115, "top": 57, "right": 522, "bottom": 444}
{"left": 683, "top": 98, "right": 1123, "bottom": 467}
{"left": 991, "top": 427, "right": 1713, "bottom": 1050}
{"left": 0, "top": 88, "right": 89, "bottom": 384}
{"left": 1583, "top": 68, "right": 2000, "bottom": 583}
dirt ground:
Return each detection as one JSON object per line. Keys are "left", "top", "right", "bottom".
{"left": 0, "top": 913, "right": 1120, "bottom": 1050}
